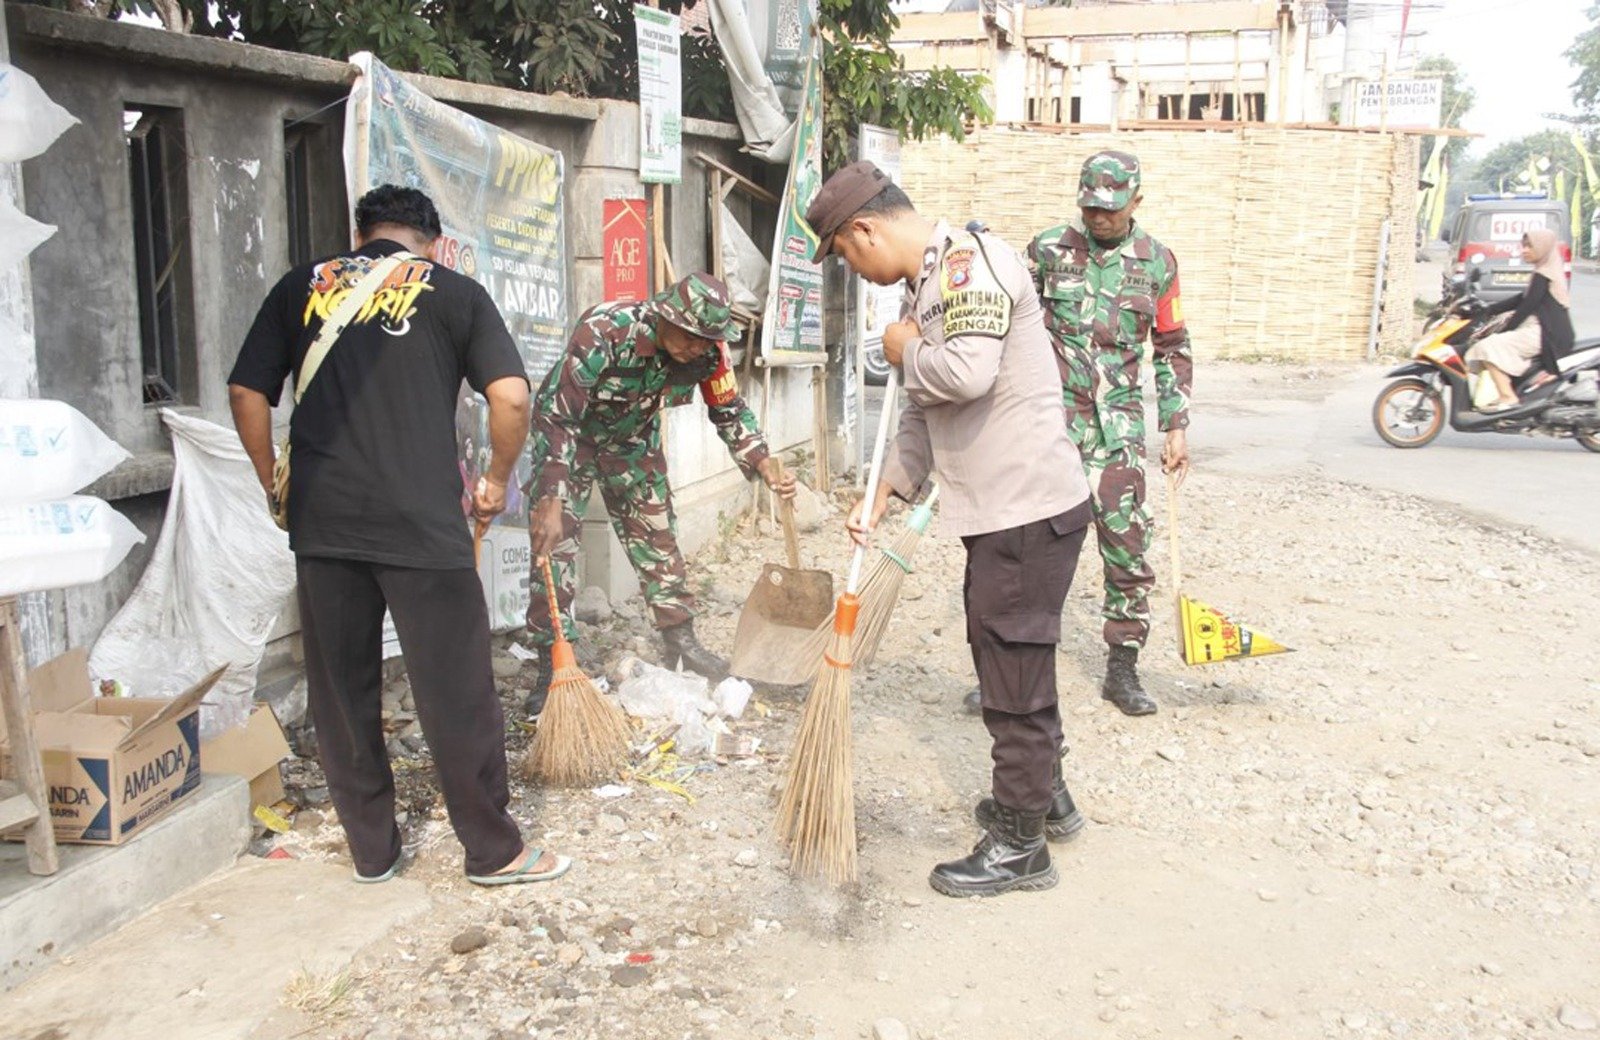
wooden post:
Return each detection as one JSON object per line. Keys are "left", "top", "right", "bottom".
{"left": 1232, "top": 31, "right": 1243, "bottom": 123}
{"left": 1276, "top": 4, "right": 1289, "bottom": 127}
{"left": 1181, "top": 33, "right": 1192, "bottom": 121}
{"left": 708, "top": 170, "right": 724, "bottom": 284}
{"left": 811, "top": 366, "right": 830, "bottom": 490}
{"left": 0, "top": 597, "right": 59, "bottom": 876}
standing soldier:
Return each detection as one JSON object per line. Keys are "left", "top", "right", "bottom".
{"left": 1028, "top": 151, "right": 1192, "bottom": 717}
{"left": 522, "top": 273, "right": 796, "bottom": 716}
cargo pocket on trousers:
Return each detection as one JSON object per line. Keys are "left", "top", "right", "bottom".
{"left": 981, "top": 610, "right": 1061, "bottom": 647}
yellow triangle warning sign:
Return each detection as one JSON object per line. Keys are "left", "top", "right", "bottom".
{"left": 1177, "top": 595, "right": 1291, "bottom": 666}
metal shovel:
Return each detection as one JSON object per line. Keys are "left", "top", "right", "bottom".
{"left": 729, "top": 460, "right": 835, "bottom": 685}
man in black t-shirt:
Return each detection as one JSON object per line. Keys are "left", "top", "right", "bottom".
{"left": 228, "top": 185, "right": 568, "bottom": 887}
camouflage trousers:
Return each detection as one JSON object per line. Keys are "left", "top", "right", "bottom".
{"left": 1066, "top": 403, "right": 1154, "bottom": 650}
{"left": 524, "top": 434, "right": 694, "bottom": 647}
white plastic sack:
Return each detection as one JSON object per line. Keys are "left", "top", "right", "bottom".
{"left": 707, "top": 0, "right": 797, "bottom": 163}
{"left": 0, "top": 398, "right": 132, "bottom": 505}
{"left": 90, "top": 410, "right": 295, "bottom": 740}
{"left": 0, "top": 197, "right": 54, "bottom": 272}
{"left": 0, "top": 64, "right": 78, "bottom": 163}
{"left": 719, "top": 203, "right": 769, "bottom": 312}
{"left": 0, "top": 495, "right": 145, "bottom": 597}
{"left": 0, "top": 316, "right": 37, "bottom": 399}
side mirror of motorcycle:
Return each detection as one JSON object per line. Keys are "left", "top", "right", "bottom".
{"left": 1467, "top": 266, "right": 1484, "bottom": 286}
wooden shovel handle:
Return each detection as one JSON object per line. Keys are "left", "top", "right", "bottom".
{"left": 1165, "top": 469, "right": 1182, "bottom": 607}
{"left": 775, "top": 459, "right": 800, "bottom": 569}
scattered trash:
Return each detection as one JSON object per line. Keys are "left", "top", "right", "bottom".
{"left": 625, "top": 952, "right": 654, "bottom": 965}
{"left": 592, "top": 784, "right": 632, "bottom": 799}
{"left": 507, "top": 642, "right": 540, "bottom": 662}
{"left": 253, "top": 804, "right": 292, "bottom": 834}
{"left": 712, "top": 676, "right": 754, "bottom": 719}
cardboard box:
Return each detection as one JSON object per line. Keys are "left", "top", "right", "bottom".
{"left": 1, "top": 649, "right": 222, "bottom": 845}
{"left": 201, "top": 704, "right": 290, "bottom": 809}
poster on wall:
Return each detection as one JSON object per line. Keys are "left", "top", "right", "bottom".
{"left": 604, "top": 198, "right": 650, "bottom": 303}
{"left": 636, "top": 5, "right": 683, "bottom": 185}
{"left": 758, "top": 36, "right": 825, "bottom": 366}
{"left": 343, "top": 52, "right": 566, "bottom": 630}
{"left": 856, "top": 124, "right": 903, "bottom": 352}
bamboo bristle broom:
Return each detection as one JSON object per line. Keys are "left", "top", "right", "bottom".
{"left": 521, "top": 556, "right": 633, "bottom": 786}
{"left": 775, "top": 482, "right": 941, "bottom": 685}
{"left": 775, "top": 371, "right": 899, "bottom": 883}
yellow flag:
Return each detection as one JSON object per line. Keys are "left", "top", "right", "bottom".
{"left": 1177, "top": 595, "right": 1292, "bottom": 666}
{"left": 1428, "top": 155, "right": 1450, "bottom": 241}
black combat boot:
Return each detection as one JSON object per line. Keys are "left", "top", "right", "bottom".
{"left": 929, "top": 802, "right": 1056, "bottom": 898}
{"left": 1101, "top": 644, "right": 1156, "bottom": 716}
{"left": 974, "top": 755, "right": 1085, "bottom": 842}
{"left": 520, "top": 645, "right": 553, "bottom": 718}
{"left": 660, "top": 620, "right": 728, "bottom": 681}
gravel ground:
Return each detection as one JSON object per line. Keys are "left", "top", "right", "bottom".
{"left": 265, "top": 461, "right": 1600, "bottom": 1040}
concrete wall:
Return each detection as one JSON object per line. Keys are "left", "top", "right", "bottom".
{"left": 5, "top": 3, "right": 821, "bottom": 654}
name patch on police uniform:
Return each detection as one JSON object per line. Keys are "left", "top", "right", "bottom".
{"left": 940, "top": 239, "right": 1012, "bottom": 339}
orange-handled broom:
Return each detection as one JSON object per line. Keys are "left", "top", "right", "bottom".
{"left": 774, "top": 370, "right": 900, "bottom": 883}
{"left": 520, "top": 556, "right": 634, "bottom": 786}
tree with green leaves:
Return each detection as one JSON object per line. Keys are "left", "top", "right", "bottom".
{"left": 1568, "top": 1, "right": 1600, "bottom": 122}
{"left": 22, "top": 0, "right": 989, "bottom": 164}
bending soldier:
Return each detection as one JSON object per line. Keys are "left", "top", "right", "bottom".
{"left": 522, "top": 273, "right": 795, "bottom": 715}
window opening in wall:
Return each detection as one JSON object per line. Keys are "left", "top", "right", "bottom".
{"left": 284, "top": 124, "right": 315, "bottom": 268}
{"left": 1069, "top": 97, "right": 1082, "bottom": 123}
{"left": 126, "top": 104, "right": 192, "bottom": 406}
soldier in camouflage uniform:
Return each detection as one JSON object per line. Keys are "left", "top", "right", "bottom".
{"left": 1027, "top": 150, "right": 1192, "bottom": 717}
{"left": 521, "top": 273, "right": 795, "bottom": 715}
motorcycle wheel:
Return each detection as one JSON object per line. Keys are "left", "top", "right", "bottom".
{"left": 1372, "top": 378, "right": 1445, "bottom": 448}
{"left": 1577, "top": 431, "right": 1600, "bottom": 454}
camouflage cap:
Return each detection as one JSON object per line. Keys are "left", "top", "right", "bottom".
{"left": 1078, "top": 150, "right": 1141, "bottom": 211}
{"left": 652, "top": 273, "right": 737, "bottom": 341}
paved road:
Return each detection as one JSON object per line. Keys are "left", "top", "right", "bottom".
{"left": 854, "top": 262, "right": 1600, "bottom": 556}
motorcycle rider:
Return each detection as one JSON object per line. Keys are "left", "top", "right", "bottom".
{"left": 1467, "top": 228, "right": 1573, "bottom": 411}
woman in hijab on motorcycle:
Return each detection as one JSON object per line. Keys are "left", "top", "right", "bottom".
{"left": 1466, "top": 227, "right": 1574, "bottom": 411}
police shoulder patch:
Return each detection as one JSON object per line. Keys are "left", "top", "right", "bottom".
{"left": 940, "top": 236, "right": 1012, "bottom": 340}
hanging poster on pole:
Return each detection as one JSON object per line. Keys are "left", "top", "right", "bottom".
{"left": 604, "top": 198, "right": 650, "bottom": 302}
{"left": 759, "top": 36, "right": 825, "bottom": 366}
{"left": 636, "top": 5, "right": 683, "bottom": 185}
{"left": 343, "top": 53, "right": 566, "bottom": 631}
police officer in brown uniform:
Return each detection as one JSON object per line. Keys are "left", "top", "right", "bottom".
{"left": 808, "top": 162, "right": 1094, "bottom": 897}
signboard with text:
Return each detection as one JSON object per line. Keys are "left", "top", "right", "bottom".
{"left": 759, "top": 36, "right": 825, "bottom": 366}
{"left": 636, "top": 6, "right": 683, "bottom": 184}
{"left": 603, "top": 198, "right": 650, "bottom": 302}
{"left": 1351, "top": 78, "right": 1442, "bottom": 130}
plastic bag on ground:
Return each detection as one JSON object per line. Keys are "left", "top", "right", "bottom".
{"left": 712, "top": 676, "right": 753, "bottom": 719}
{"left": 0, "top": 398, "right": 132, "bottom": 505}
{"left": 0, "top": 64, "right": 78, "bottom": 162}
{"left": 0, "top": 495, "right": 144, "bottom": 597}
{"left": 615, "top": 658, "right": 713, "bottom": 720}
{"left": 90, "top": 410, "right": 295, "bottom": 741}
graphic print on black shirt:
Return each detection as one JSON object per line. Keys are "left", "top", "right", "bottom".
{"left": 228, "top": 240, "right": 527, "bottom": 570}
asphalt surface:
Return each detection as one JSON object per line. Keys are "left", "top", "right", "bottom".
{"left": 851, "top": 261, "right": 1599, "bottom": 557}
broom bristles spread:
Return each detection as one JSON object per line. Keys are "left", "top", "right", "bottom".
{"left": 774, "top": 614, "right": 859, "bottom": 884}
{"left": 775, "top": 520, "right": 929, "bottom": 685}
{"left": 521, "top": 663, "right": 633, "bottom": 787}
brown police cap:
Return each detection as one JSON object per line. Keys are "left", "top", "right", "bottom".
{"left": 805, "top": 160, "right": 893, "bottom": 262}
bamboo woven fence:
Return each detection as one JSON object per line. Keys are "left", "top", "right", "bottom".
{"left": 900, "top": 127, "right": 1420, "bottom": 362}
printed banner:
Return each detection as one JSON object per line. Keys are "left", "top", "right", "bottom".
{"left": 856, "top": 125, "right": 904, "bottom": 350}
{"left": 636, "top": 6, "right": 683, "bottom": 185}
{"left": 344, "top": 53, "right": 567, "bottom": 630}
{"left": 1350, "top": 77, "right": 1442, "bottom": 130}
{"left": 604, "top": 198, "right": 650, "bottom": 303}
{"left": 759, "top": 37, "right": 825, "bottom": 366}
{"left": 1177, "top": 595, "right": 1291, "bottom": 666}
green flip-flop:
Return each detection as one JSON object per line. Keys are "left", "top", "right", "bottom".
{"left": 467, "top": 848, "right": 573, "bottom": 887}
